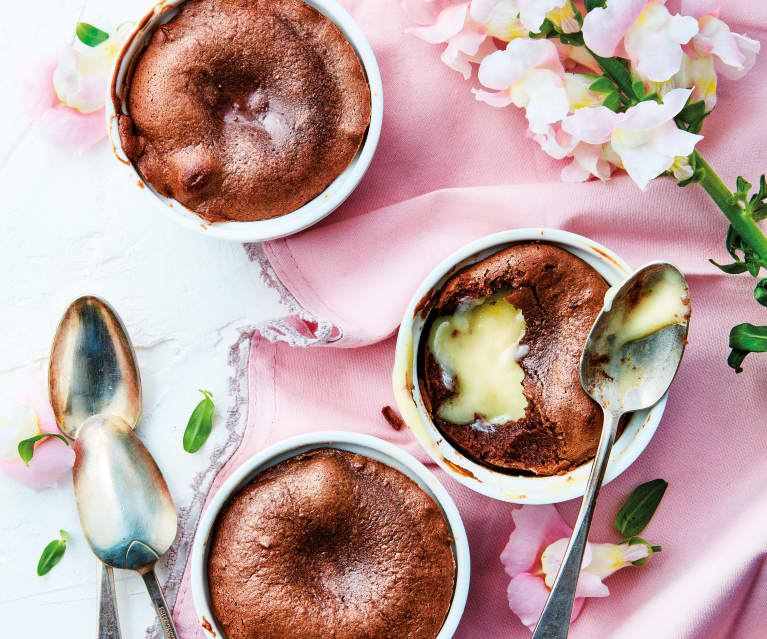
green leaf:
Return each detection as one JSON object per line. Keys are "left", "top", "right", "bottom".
{"left": 632, "top": 80, "right": 646, "bottom": 99}
{"left": 183, "top": 390, "right": 215, "bottom": 453}
{"left": 674, "top": 99, "right": 708, "bottom": 133}
{"left": 529, "top": 18, "right": 554, "bottom": 39}
{"left": 589, "top": 53, "right": 636, "bottom": 100}
{"left": 614, "top": 479, "right": 668, "bottom": 538}
{"left": 727, "top": 349, "right": 747, "bottom": 373}
{"left": 726, "top": 225, "right": 743, "bottom": 261}
{"left": 37, "top": 530, "right": 68, "bottom": 576}
{"left": 602, "top": 92, "right": 622, "bottom": 112}
{"left": 589, "top": 76, "right": 615, "bottom": 94}
{"left": 624, "top": 536, "right": 660, "bottom": 566}
{"left": 557, "top": 31, "right": 584, "bottom": 47}
{"left": 18, "top": 433, "right": 70, "bottom": 467}
{"left": 755, "top": 280, "right": 767, "bottom": 306}
{"left": 584, "top": 0, "right": 606, "bottom": 10}
{"left": 709, "top": 259, "right": 748, "bottom": 274}
{"left": 75, "top": 22, "right": 110, "bottom": 47}
{"left": 736, "top": 176, "right": 752, "bottom": 204}
{"left": 728, "top": 323, "right": 767, "bottom": 373}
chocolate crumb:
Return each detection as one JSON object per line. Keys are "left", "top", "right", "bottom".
{"left": 381, "top": 405, "right": 404, "bottom": 431}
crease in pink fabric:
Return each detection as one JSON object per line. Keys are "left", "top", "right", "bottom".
{"left": 171, "top": 1, "right": 767, "bottom": 637}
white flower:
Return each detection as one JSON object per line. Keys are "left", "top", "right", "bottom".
{"left": 688, "top": 15, "right": 760, "bottom": 81}
{"left": 639, "top": 53, "right": 718, "bottom": 111}
{"left": 475, "top": 38, "right": 569, "bottom": 134}
{"left": 53, "top": 23, "right": 132, "bottom": 113}
{"left": 583, "top": 1, "right": 698, "bottom": 82}
{"left": 0, "top": 398, "right": 39, "bottom": 460}
{"left": 541, "top": 538, "right": 649, "bottom": 595}
{"left": 408, "top": 3, "right": 496, "bottom": 79}
{"left": 562, "top": 88, "right": 703, "bottom": 189}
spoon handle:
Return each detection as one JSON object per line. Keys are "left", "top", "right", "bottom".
{"left": 98, "top": 563, "right": 121, "bottom": 639}
{"left": 141, "top": 568, "right": 179, "bottom": 639}
{"left": 531, "top": 409, "right": 620, "bottom": 639}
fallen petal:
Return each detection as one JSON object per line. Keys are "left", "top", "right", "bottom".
{"left": 501, "top": 504, "right": 572, "bottom": 577}
{"left": 39, "top": 105, "right": 107, "bottom": 152}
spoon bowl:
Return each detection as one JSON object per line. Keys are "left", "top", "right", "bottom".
{"left": 49, "top": 296, "right": 141, "bottom": 439}
{"left": 580, "top": 263, "right": 690, "bottom": 412}
{"left": 72, "top": 414, "right": 177, "bottom": 571}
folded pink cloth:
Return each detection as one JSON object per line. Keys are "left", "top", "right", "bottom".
{"left": 172, "top": 2, "right": 767, "bottom": 638}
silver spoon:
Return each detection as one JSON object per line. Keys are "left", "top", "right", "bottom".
{"left": 49, "top": 296, "right": 142, "bottom": 639}
{"left": 73, "top": 414, "right": 179, "bottom": 639}
{"left": 531, "top": 262, "right": 690, "bottom": 639}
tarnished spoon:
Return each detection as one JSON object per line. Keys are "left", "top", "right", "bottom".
{"left": 49, "top": 296, "right": 142, "bottom": 639}
{"left": 73, "top": 414, "right": 179, "bottom": 639}
{"left": 49, "top": 296, "right": 141, "bottom": 439}
{"left": 532, "top": 263, "right": 690, "bottom": 639}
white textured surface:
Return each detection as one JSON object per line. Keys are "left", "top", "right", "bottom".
{"left": 0, "top": 1, "right": 287, "bottom": 636}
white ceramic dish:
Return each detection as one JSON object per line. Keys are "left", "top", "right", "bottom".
{"left": 108, "top": 0, "right": 383, "bottom": 242}
{"left": 393, "top": 228, "right": 668, "bottom": 504}
{"left": 190, "top": 431, "right": 470, "bottom": 639}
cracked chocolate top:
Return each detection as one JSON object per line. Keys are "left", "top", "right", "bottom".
{"left": 118, "top": 0, "right": 371, "bottom": 222}
{"left": 207, "top": 448, "right": 456, "bottom": 639}
{"left": 420, "top": 242, "right": 608, "bottom": 475}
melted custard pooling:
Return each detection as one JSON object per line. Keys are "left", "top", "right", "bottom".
{"left": 428, "top": 291, "right": 527, "bottom": 426}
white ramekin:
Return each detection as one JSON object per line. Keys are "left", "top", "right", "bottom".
{"left": 190, "top": 431, "right": 470, "bottom": 639}
{"left": 393, "top": 228, "right": 668, "bottom": 505}
{"left": 108, "top": 0, "right": 383, "bottom": 242}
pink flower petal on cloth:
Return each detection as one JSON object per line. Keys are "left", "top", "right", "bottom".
{"left": 681, "top": 0, "right": 722, "bottom": 19}
{"left": 507, "top": 572, "right": 586, "bottom": 631}
{"left": 19, "top": 56, "right": 59, "bottom": 120}
{"left": 501, "top": 504, "right": 572, "bottom": 577}
{"left": 562, "top": 106, "right": 621, "bottom": 145}
{"left": 624, "top": 4, "right": 699, "bottom": 82}
{"left": 582, "top": 0, "right": 650, "bottom": 58}
{"left": 39, "top": 105, "right": 107, "bottom": 152}
{"left": 0, "top": 370, "right": 74, "bottom": 492}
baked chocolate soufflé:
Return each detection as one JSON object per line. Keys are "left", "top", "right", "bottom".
{"left": 118, "top": 0, "right": 371, "bottom": 222}
{"left": 207, "top": 448, "right": 455, "bottom": 639}
{"left": 420, "top": 242, "right": 610, "bottom": 476}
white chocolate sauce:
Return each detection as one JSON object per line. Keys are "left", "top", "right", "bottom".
{"left": 428, "top": 291, "right": 527, "bottom": 425}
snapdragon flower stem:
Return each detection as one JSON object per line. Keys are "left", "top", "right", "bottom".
{"left": 693, "top": 151, "right": 767, "bottom": 265}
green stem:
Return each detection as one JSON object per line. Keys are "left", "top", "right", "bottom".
{"left": 694, "top": 151, "right": 767, "bottom": 265}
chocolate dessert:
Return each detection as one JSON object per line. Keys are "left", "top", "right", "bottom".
{"left": 420, "top": 242, "right": 610, "bottom": 476}
{"left": 118, "top": 0, "right": 371, "bottom": 222}
{"left": 207, "top": 448, "right": 456, "bottom": 639}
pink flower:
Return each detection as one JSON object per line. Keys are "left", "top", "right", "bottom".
{"left": 19, "top": 24, "right": 130, "bottom": 152}
{"left": 502, "top": 504, "right": 649, "bottom": 631}
{"left": 681, "top": 0, "right": 760, "bottom": 81}
{"left": 475, "top": 39, "right": 569, "bottom": 133}
{"left": 407, "top": 3, "right": 497, "bottom": 79}
{"left": 0, "top": 370, "right": 74, "bottom": 491}
{"left": 562, "top": 88, "right": 703, "bottom": 189}
{"left": 583, "top": 1, "right": 698, "bottom": 82}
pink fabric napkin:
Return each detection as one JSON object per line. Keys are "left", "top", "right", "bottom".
{"left": 172, "top": 2, "right": 767, "bottom": 638}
